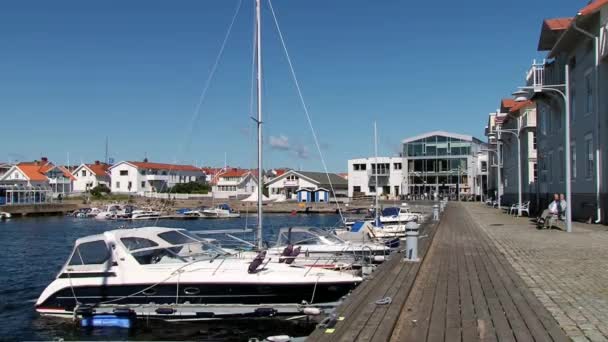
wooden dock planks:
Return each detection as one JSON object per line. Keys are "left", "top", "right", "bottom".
{"left": 307, "top": 203, "right": 570, "bottom": 342}
{"left": 388, "top": 204, "right": 569, "bottom": 342}
{"left": 306, "top": 219, "right": 440, "bottom": 342}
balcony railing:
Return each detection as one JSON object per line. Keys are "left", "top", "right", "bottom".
{"left": 526, "top": 59, "right": 545, "bottom": 91}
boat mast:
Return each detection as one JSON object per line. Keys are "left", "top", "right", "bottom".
{"left": 374, "top": 121, "right": 379, "bottom": 224}
{"left": 256, "top": 0, "right": 264, "bottom": 250}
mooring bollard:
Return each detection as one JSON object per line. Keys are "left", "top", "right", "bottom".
{"left": 439, "top": 201, "right": 445, "bottom": 212}
{"left": 433, "top": 204, "right": 439, "bottom": 221}
{"left": 404, "top": 221, "right": 420, "bottom": 262}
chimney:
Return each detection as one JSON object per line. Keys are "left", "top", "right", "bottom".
{"left": 41, "top": 157, "right": 48, "bottom": 163}
{"left": 95, "top": 160, "right": 100, "bottom": 165}
{"left": 143, "top": 158, "right": 149, "bottom": 163}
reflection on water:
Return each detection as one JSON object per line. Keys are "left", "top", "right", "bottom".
{"left": 0, "top": 214, "right": 341, "bottom": 341}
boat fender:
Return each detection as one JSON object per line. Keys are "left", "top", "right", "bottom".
{"left": 248, "top": 251, "right": 267, "bottom": 274}
{"left": 285, "top": 247, "right": 301, "bottom": 265}
{"left": 302, "top": 307, "right": 321, "bottom": 316}
{"left": 266, "top": 335, "right": 292, "bottom": 342}
{"left": 373, "top": 255, "right": 385, "bottom": 263}
{"left": 254, "top": 308, "right": 277, "bottom": 317}
{"left": 155, "top": 307, "right": 175, "bottom": 315}
{"left": 279, "top": 245, "right": 294, "bottom": 263}
{"left": 75, "top": 304, "right": 94, "bottom": 317}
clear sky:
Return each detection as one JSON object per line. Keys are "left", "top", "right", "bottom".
{"left": 0, "top": 0, "right": 583, "bottom": 172}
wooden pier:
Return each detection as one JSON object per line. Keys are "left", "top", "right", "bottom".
{"left": 307, "top": 203, "right": 569, "bottom": 342}
{"left": 0, "top": 203, "right": 79, "bottom": 217}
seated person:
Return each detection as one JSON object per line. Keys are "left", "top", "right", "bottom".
{"left": 558, "top": 193, "right": 567, "bottom": 220}
{"left": 538, "top": 193, "right": 559, "bottom": 228}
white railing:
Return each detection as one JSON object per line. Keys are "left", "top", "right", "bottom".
{"left": 140, "top": 192, "right": 212, "bottom": 199}
{"left": 526, "top": 59, "right": 545, "bottom": 91}
{"left": 601, "top": 23, "right": 608, "bottom": 59}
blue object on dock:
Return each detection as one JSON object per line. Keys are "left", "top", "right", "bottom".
{"left": 80, "top": 314, "right": 133, "bottom": 329}
{"left": 351, "top": 221, "right": 365, "bottom": 232}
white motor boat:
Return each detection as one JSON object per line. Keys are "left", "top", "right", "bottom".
{"left": 130, "top": 209, "right": 161, "bottom": 220}
{"left": 193, "top": 229, "right": 360, "bottom": 272}
{"left": 269, "top": 227, "right": 391, "bottom": 264}
{"left": 0, "top": 212, "right": 11, "bottom": 219}
{"left": 35, "top": 227, "right": 361, "bottom": 319}
{"left": 377, "top": 204, "right": 425, "bottom": 225}
{"left": 201, "top": 204, "right": 240, "bottom": 219}
{"left": 95, "top": 204, "right": 127, "bottom": 220}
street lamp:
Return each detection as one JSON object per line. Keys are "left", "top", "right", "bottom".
{"left": 514, "top": 63, "right": 572, "bottom": 232}
{"left": 494, "top": 127, "right": 522, "bottom": 216}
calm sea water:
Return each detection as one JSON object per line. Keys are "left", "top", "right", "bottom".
{"left": 0, "top": 213, "right": 343, "bottom": 341}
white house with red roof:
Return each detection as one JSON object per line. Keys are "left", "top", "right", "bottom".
{"left": 0, "top": 157, "right": 75, "bottom": 195}
{"left": 109, "top": 160, "right": 205, "bottom": 194}
{"left": 72, "top": 161, "right": 111, "bottom": 192}
{"left": 211, "top": 168, "right": 258, "bottom": 199}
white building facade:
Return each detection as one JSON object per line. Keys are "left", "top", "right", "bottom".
{"left": 267, "top": 170, "right": 348, "bottom": 201}
{"left": 72, "top": 162, "right": 111, "bottom": 192}
{"left": 109, "top": 161, "right": 204, "bottom": 194}
{"left": 347, "top": 157, "right": 404, "bottom": 198}
{"left": 211, "top": 169, "right": 258, "bottom": 199}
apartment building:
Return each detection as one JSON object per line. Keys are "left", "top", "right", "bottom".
{"left": 530, "top": 1, "right": 608, "bottom": 221}
{"left": 109, "top": 160, "right": 204, "bottom": 194}
{"left": 347, "top": 157, "right": 404, "bottom": 198}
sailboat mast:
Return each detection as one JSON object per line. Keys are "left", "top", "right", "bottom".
{"left": 256, "top": 0, "right": 264, "bottom": 250}
{"left": 374, "top": 121, "right": 379, "bottom": 223}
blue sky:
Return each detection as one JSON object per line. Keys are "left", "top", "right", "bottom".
{"left": 0, "top": 0, "right": 583, "bottom": 171}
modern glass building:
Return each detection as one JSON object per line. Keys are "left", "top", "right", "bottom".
{"left": 402, "top": 131, "right": 488, "bottom": 200}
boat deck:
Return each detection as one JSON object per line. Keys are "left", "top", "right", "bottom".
{"left": 307, "top": 203, "right": 569, "bottom": 342}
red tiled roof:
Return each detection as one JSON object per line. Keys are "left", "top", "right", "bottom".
{"left": 220, "top": 169, "right": 250, "bottom": 178}
{"left": 128, "top": 161, "right": 201, "bottom": 172}
{"left": 579, "top": 0, "right": 608, "bottom": 16}
{"left": 87, "top": 163, "right": 110, "bottom": 177}
{"left": 16, "top": 164, "right": 49, "bottom": 181}
{"left": 509, "top": 100, "right": 534, "bottom": 114}
{"left": 501, "top": 99, "right": 516, "bottom": 109}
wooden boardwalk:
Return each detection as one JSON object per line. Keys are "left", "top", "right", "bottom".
{"left": 307, "top": 204, "right": 569, "bottom": 342}
{"left": 307, "top": 217, "right": 440, "bottom": 342}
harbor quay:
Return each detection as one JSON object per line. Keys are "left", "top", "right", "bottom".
{"left": 308, "top": 202, "right": 608, "bottom": 342}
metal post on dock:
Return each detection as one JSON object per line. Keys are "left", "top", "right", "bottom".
{"left": 403, "top": 221, "right": 420, "bottom": 262}
{"left": 433, "top": 204, "right": 439, "bottom": 221}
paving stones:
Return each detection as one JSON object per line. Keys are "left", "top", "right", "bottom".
{"left": 464, "top": 203, "right": 608, "bottom": 342}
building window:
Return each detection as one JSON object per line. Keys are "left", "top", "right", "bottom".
{"left": 481, "top": 161, "right": 487, "bottom": 172}
{"left": 585, "top": 134, "right": 593, "bottom": 179}
{"left": 570, "top": 142, "right": 576, "bottom": 180}
{"left": 141, "top": 181, "right": 146, "bottom": 188}
{"left": 81, "top": 170, "right": 86, "bottom": 177}
{"left": 533, "top": 163, "right": 538, "bottom": 182}
{"left": 353, "top": 186, "right": 361, "bottom": 193}
{"left": 116, "top": 182, "right": 120, "bottom": 189}
{"left": 532, "top": 131, "right": 537, "bottom": 150}
{"left": 585, "top": 69, "right": 593, "bottom": 115}
{"left": 369, "top": 186, "right": 376, "bottom": 193}
{"left": 140, "top": 170, "right": 146, "bottom": 175}
{"left": 393, "top": 163, "right": 402, "bottom": 170}
{"left": 120, "top": 170, "right": 128, "bottom": 176}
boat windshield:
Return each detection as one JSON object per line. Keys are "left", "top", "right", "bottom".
{"left": 277, "top": 228, "right": 345, "bottom": 246}
{"left": 381, "top": 207, "right": 400, "bottom": 217}
{"left": 125, "top": 230, "right": 229, "bottom": 265}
